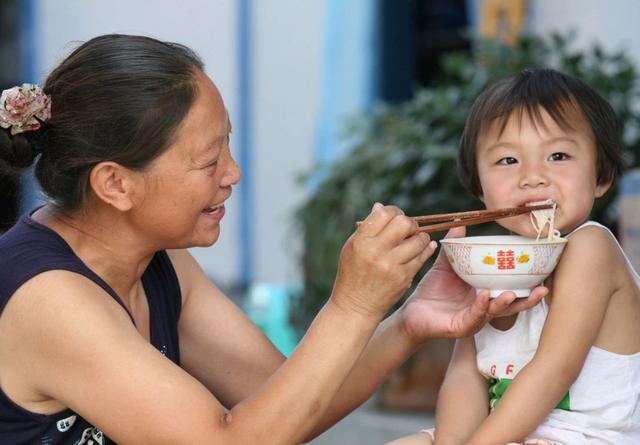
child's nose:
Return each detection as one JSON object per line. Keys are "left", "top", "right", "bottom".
{"left": 519, "top": 164, "right": 549, "bottom": 188}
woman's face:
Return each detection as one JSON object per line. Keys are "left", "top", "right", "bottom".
{"left": 136, "top": 71, "right": 240, "bottom": 248}
{"left": 475, "top": 107, "right": 609, "bottom": 237}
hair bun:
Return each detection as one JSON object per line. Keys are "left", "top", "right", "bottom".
{"left": 0, "top": 128, "right": 40, "bottom": 173}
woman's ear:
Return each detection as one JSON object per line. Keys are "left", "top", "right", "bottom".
{"left": 88, "top": 161, "right": 140, "bottom": 211}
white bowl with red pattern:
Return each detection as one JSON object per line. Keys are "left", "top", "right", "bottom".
{"left": 440, "top": 235, "right": 567, "bottom": 298}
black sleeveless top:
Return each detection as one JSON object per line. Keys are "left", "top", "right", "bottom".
{"left": 0, "top": 212, "right": 182, "bottom": 444}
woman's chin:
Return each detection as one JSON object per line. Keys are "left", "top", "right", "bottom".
{"left": 194, "top": 229, "right": 221, "bottom": 247}
{"left": 170, "top": 229, "right": 220, "bottom": 250}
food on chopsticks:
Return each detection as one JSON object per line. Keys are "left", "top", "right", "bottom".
{"left": 527, "top": 199, "right": 561, "bottom": 241}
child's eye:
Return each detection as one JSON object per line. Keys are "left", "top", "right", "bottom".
{"left": 497, "top": 157, "right": 517, "bottom": 165}
{"left": 548, "top": 152, "right": 568, "bottom": 161}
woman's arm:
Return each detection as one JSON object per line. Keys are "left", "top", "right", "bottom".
{"left": 0, "top": 204, "right": 434, "bottom": 445}
{"left": 433, "top": 337, "right": 489, "bottom": 445}
{"left": 174, "top": 225, "right": 547, "bottom": 441}
{"left": 172, "top": 249, "right": 285, "bottom": 408}
{"left": 466, "top": 226, "right": 618, "bottom": 444}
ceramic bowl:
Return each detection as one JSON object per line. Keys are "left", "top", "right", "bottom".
{"left": 439, "top": 235, "right": 568, "bottom": 298}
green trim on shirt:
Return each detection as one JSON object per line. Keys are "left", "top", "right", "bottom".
{"left": 489, "top": 378, "right": 570, "bottom": 410}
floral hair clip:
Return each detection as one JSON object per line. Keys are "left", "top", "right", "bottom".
{"left": 0, "top": 83, "right": 52, "bottom": 136}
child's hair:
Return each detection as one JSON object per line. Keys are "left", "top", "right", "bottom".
{"left": 458, "top": 68, "right": 625, "bottom": 198}
{"left": 0, "top": 34, "right": 204, "bottom": 211}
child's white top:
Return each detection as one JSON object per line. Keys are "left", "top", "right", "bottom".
{"left": 474, "top": 221, "right": 640, "bottom": 444}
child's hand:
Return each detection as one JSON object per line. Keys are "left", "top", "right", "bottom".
{"left": 400, "top": 226, "right": 548, "bottom": 341}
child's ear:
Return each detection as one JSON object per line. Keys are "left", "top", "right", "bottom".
{"left": 595, "top": 181, "right": 612, "bottom": 198}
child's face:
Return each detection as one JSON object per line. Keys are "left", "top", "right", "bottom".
{"left": 475, "top": 107, "right": 610, "bottom": 236}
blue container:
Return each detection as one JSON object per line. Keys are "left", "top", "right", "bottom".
{"left": 245, "top": 282, "right": 299, "bottom": 357}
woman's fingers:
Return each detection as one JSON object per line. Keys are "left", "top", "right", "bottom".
{"left": 391, "top": 232, "right": 434, "bottom": 264}
{"left": 452, "top": 290, "right": 492, "bottom": 337}
{"left": 356, "top": 203, "right": 405, "bottom": 238}
{"left": 333, "top": 204, "right": 434, "bottom": 319}
{"left": 487, "top": 286, "right": 548, "bottom": 318}
{"left": 400, "top": 238, "right": 438, "bottom": 275}
{"left": 486, "top": 291, "right": 518, "bottom": 316}
{"left": 358, "top": 203, "right": 429, "bottom": 252}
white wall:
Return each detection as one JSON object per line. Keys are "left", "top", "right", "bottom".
{"left": 251, "top": 1, "right": 326, "bottom": 284}
{"left": 34, "top": 0, "right": 241, "bottom": 286}
{"left": 33, "top": 0, "right": 327, "bottom": 289}
{"left": 528, "top": 0, "right": 640, "bottom": 66}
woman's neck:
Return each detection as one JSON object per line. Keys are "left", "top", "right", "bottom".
{"left": 32, "top": 203, "right": 156, "bottom": 304}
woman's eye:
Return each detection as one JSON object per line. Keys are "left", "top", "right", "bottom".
{"left": 498, "top": 157, "right": 517, "bottom": 165}
{"left": 548, "top": 152, "right": 568, "bottom": 161}
{"left": 205, "top": 159, "right": 219, "bottom": 169}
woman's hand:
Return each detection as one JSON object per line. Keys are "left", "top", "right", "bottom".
{"left": 401, "top": 226, "right": 548, "bottom": 341}
{"left": 331, "top": 203, "right": 438, "bottom": 321}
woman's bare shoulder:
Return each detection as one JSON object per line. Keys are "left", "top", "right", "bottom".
{"left": 0, "top": 268, "right": 227, "bottom": 443}
{"left": 1, "top": 269, "right": 132, "bottom": 330}
{"left": 0, "top": 270, "right": 139, "bottom": 412}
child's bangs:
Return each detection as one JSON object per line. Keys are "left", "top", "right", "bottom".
{"left": 479, "top": 77, "right": 584, "bottom": 138}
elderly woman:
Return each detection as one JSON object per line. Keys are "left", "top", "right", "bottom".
{"left": 0, "top": 34, "right": 545, "bottom": 444}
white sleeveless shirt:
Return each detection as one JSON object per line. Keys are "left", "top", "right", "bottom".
{"left": 474, "top": 221, "right": 640, "bottom": 444}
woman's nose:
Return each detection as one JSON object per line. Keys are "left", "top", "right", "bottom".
{"left": 221, "top": 150, "right": 241, "bottom": 186}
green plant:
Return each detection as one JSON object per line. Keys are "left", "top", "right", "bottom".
{"left": 291, "top": 32, "right": 640, "bottom": 334}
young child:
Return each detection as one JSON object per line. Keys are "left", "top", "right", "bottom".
{"left": 387, "top": 68, "right": 640, "bottom": 445}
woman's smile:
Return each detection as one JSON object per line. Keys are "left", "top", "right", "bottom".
{"left": 201, "top": 203, "right": 226, "bottom": 221}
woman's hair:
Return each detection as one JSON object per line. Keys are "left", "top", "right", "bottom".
{"left": 458, "top": 68, "right": 625, "bottom": 197}
{"left": 0, "top": 34, "right": 204, "bottom": 210}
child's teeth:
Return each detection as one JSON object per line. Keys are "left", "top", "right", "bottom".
{"left": 527, "top": 199, "right": 554, "bottom": 206}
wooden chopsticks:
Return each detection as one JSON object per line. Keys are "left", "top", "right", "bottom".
{"left": 356, "top": 203, "right": 554, "bottom": 233}
{"left": 414, "top": 203, "right": 553, "bottom": 233}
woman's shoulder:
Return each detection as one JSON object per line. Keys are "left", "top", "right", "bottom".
{"left": 0, "top": 212, "right": 137, "bottom": 341}
{"left": 0, "top": 269, "right": 137, "bottom": 388}
{"left": 5, "top": 268, "right": 132, "bottom": 330}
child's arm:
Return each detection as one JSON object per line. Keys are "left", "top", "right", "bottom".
{"left": 433, "top": 337, "right": 489, "bottom": 445}
{"left": 466, "top": 227, "right": 617, "bottom": 444}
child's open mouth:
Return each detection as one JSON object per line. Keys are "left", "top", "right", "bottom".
{"left": 525, "top": 198, "right": 555, "bottom": 208}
